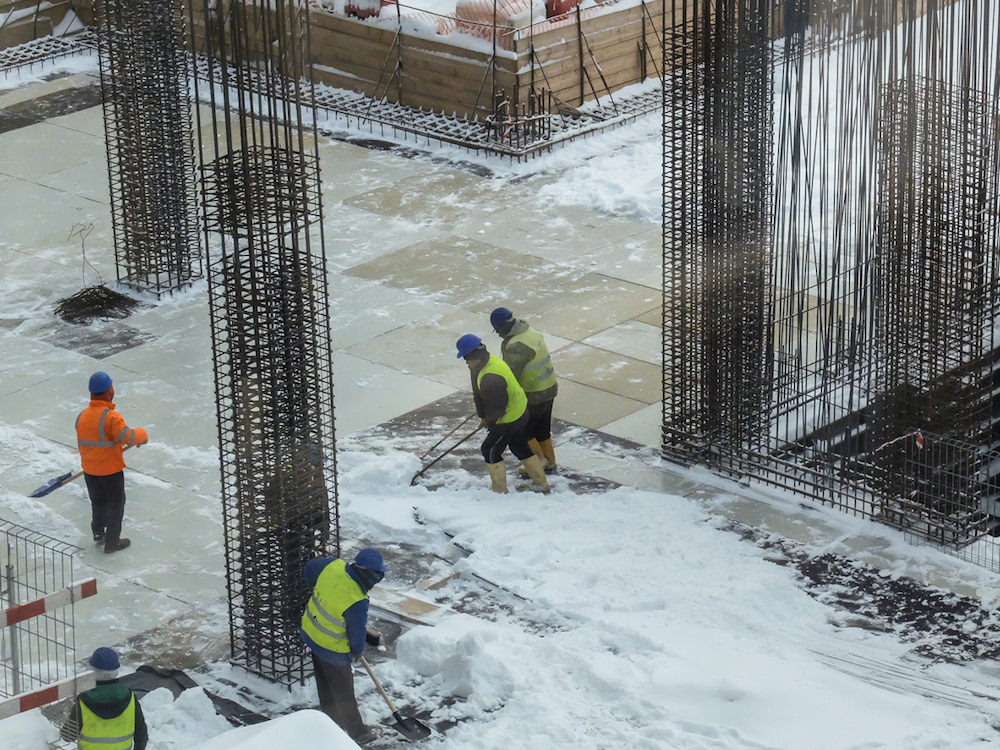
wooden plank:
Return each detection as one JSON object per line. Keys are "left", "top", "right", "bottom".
{"left": 311, "top": 34, "right": 395, "bottom": 73}
{"left": 401, "top": 50, "right": 490, "bottom": 82}
{"left": 309, "top": 6, "right": 397, "bottom": 45}
{"left": 401, "top": 68, "right": 514, "bottom": 108}
{"left": 312, "top": 66, "right": 381, "bottom": 98}
{"left": 0, "top": 15, "right": 53, "bottom": 48}
{"left": 311, "top": 26, "right": 394, "bottom": 60}
{"left": 399, "top": 30, "right": 503, "bottom": 66}
{"left": 313, "top": 50, "right": 392, "bottom": 84}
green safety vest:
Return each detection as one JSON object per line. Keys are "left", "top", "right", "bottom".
{"left": 300, "top": 559, "right": 367, "bottom": 653}
{"left": 506, "top": 327, "right": 557, "bottom": 393}
{"left": 79, "top": 695, "right": 135, "bottom": 750}
{"left": 478, "top": 355, "right": 527, "bottom": 424}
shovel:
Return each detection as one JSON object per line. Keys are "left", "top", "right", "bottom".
{"left": 30, "top": 445, "right": 134, "bottom": 498}
{"left": 359, "top": 655, "right": 431, "bottom": 741}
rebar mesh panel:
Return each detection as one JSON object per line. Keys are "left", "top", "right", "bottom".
{"left": 0, "top": 521, "right": 81, "bottom": 698}
{"left": 875, "top": 433, "right": 998, "bottom": 548}
{"left": 97, "top": 0, "right": 201, "bottom": 296}
{"left": 662, "top": 0, "right": 1000, "bottom": 566}
{"left": 873, "top": 75, "right": 997, "bottom": 446}
{"left": 662, "top": 0, "right": 774, "bottom": 465}
{"left": 194, "top": 0, "right": 340, "bottom": 686}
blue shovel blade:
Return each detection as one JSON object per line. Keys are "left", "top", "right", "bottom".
{"left": 30, "top": 472, "right": 73, "bottom": 498}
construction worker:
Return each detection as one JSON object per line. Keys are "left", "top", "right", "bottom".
{"left": 76, "top": 372, "right": 148, "bottom": 554}
{"left": 490, "top": 307, "right": 559, "bottom": 473}
{"left": 455, "top": 334, "right": 549, "bottom": 494}
{"left": 61, "top": 647, "right": 148, "bottom": 750}
{"left": 300, "top": 548, "right": 386, "bottom": 745}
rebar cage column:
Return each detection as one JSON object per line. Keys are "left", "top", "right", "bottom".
{"left": 96, "top": 0, "right": 201, "bottom": 296}
{"left": 661, "top": 0, "right": 774, "bottom": 466}
{"left": 192, "top": 0, "right": 340, "bottom": 686}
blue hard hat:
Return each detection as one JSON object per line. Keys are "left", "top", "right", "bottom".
{"left": 89, "top": 647, "right": 120, "bottom": 671}
{"left": 354, "top": 548, "right": 385, "bottom": 574}
{"left": 456, "top": 334, "right": 483, "bottom": 358}
{"left": 88, "top": 371, "right": 113, "bottom": 394}
{"left": 490, "top": 307, "right": 513, "bottom": 331}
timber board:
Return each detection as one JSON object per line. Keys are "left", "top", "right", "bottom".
{"left": 401, "top": 69, "right": 515, "bottom": 107}
{"left": 310, "top": 9, "right": 398, "bottom": 45}
{"left": 398, "top": 30, "right": 507, "bottom": 66}
{"left": 311, "top": 35, "right": 396, "bottom": 72}
{"left": 399, "top": 49, "right": 492, "bottom": 81}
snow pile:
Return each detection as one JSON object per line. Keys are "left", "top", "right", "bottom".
{"left": 191, "top": 710, "right": 359, "bottom": 750}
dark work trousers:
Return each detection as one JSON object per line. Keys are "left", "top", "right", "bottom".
{"left": 481, "top": 410, "right": 532, "bottom": 463}
{"left": 312, "top": 653, "right": 367, "bottom": 739}
{"left": 84, "top": 471, "right": 126, "bottom": 543}
{"left": 525, "top": 399, "right": 555, "bottom": 443}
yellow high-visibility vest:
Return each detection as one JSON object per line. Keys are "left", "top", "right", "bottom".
{"left": 300, "top": 559, "right": 367, "bottom": 653}
{"left": 78, "top": 694, "right": 136, "bottom": 750}
{"left": 478, "top": 355, "right": 527, "bottom": 424}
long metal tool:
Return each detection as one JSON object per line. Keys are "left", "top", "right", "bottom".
{"left": 409, "top": 425, "right": 482, "bottom": 486}
{"left": 417, "top": 414, "right": 475, "bottom": 461}
{"left": 359, "top": 655, "right": 431, "bottom": 741}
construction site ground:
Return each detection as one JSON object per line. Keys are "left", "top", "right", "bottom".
{"left": 5, "top": 57, "right": 1000, "bottom": 742}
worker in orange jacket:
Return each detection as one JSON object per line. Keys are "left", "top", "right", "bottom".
{"left": 76, "top": 372, "right": 148, "bottom": 554}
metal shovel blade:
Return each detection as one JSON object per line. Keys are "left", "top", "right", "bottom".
{"left": 30, "top": 472, "right": 73, "bottom": 497}
{"left": 390, "top": 710, "right": 431, "bottom": 741}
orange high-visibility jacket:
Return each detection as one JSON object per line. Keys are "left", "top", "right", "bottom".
{"left": 76, "top": 400, "right": 148, "bottom": 476}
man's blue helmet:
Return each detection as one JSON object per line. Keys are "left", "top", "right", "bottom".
{"left": 88, "top": 371, "right": 113, "bottom": 394}
{"left": 354, "top": 548, "right": 385, "bottom": 573}
{"left": 456, "top": 333, "right": 483, "bottom": 358}
{"left": 490, "top": 308, "right": 513, "bottom": 331}
{"left": 89, "top": 647, "right": 120, "bottom": 671}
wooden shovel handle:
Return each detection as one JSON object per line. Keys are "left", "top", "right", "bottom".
{"left": 359, "top": 655, "right": 398, "bottom": 713}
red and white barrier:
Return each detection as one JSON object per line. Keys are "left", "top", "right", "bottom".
{"left": 0, "top": 578, "right": 97, "bottom": 628}
{"left": 0, "top": 577, "right": 100, "bottom": 718}
{"left": 0, "top": 673, "right": 98, "bottom": 720}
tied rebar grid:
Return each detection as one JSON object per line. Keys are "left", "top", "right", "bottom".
{"left": 875, "top": 432, "right": 999, "bottom": 551}
{"left": 96, "top": 0, "right": 201, "bottom": 296}
{"left": 661, "top": 0, "right": 774, "bottom": 466}
{"left": 193, "top": 0, "right": 340, "bottom": 686}
{"left": 873, "top": 75, "right": 998, "bottom": 448}
{"left": 0, "top": 522, "right": 81, "bottom": 698}
{"left": 666, "top": 0, "right": 1000, "bottom": 565}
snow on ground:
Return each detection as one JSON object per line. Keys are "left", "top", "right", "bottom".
{"left": 11, "top": 449, "right": 1000, "bottom": 749}
{"left": 5, "top": 18, "right": 1000, "bottom": 749}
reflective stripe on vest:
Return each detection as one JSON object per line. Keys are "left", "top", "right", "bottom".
{"left": 300, "top": 559, "right": 367, "bottom": 654}
{"left": 506, "top": 327, "right": 557, "bottom": 393}
{"left": 79, "top": 694, "right": 135, "bottom": 750}
{"left": 76, "top": 409, "right": 116, "bottom": 448}
{"left": 478, "top": 355, "right": 527, "bottom": 424}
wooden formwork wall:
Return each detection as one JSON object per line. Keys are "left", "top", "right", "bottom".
{"left": 0, "top": 0, "right": 79, "bottom": 49}
{"left": 512, "top": 0, "right": 666, "bottom": 111}
{"left": 309, "top": 8, "right": 517, "bottom": 119}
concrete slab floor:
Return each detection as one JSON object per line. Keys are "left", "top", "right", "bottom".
{"left": 4, "top": 69, "right": 982, "bottom": 667}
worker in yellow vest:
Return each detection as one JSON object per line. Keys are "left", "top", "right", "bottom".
{"left": 490, "top": 308, "right": 559, "bottom": 473}
{"left": 61, "top": 647, "right": 148, "bottom": 750}
{"left": 456, "top": 334, "right": 550, "bottom": 494}
{"left": 300, "top": 548, "right": 386, "bottom": 744}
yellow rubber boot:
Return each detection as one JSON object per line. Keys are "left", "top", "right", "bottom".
{"left": 521, "top": 455, "right": 551, "bottom": 494}
{"left": 487, "top": 461, "right": 508, "bottom": 494}
{"left": 539, "top": 438, "right": 557, "bottom": 473}
{"left": 518, "top": 439, "right": 546, "bottom": 474}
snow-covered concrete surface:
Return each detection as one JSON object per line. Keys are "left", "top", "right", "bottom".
{"left": 4, "top": 47, "right": 1000, "bottom": 750}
